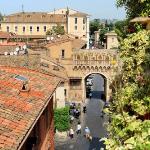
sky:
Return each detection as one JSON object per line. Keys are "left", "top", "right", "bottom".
{"left": 0, "top": 0, "right": 126, "bottom": 20}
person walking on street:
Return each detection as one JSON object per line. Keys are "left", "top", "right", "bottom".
{"left": 69, "top": 127, "right": 74, "bottom": 139}
{"left": 85, "top": 126, "right": 90, "bottom": 139}
{"left": 83, "top": 106, "right": 86, "bottom": 113}
{"left": 76, "top": 122, "right": 81, "bottom": 134}
{"left": 89, "top": 92, "right": 92, "bottom": 99}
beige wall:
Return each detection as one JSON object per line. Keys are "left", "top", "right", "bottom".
{"left": 46, "top": 40, "right": 73, "bottom": 60}
{"left": 106, "top": 35, "right": 119, "bottom": 49}
{"left": 0, "top": 23, "right": 66, "bottom": 35}
{"left": 68, "top": 16, "right": 87, "bottom": 38}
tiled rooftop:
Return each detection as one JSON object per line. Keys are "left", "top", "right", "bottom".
{"left": 0, "top": 66, "right": 60, "bottom": 150}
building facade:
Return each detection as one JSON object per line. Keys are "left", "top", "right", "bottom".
{"left": 0, "top": 8, "right": 90, "bottom": 48}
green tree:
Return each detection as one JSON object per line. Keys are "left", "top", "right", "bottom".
{"left": 0, "top": 12, "right": 3, "bottom": 21}
{"left": 54, "top": 107, "right": 70, "bottom": 132}
{"left": 114, "top": 20, "right": 128, "bottom": 40}
{"left": 116, "top": 0, "right": 150, "bottom": 18}
{"left": 90, "top": 19, "right": 102, "bottom": 35}
{"left": 46, "top": 25, "right": 65, "bottom": 35}
{"left": 104, "top": 30, "right": 150, "bottom": 150}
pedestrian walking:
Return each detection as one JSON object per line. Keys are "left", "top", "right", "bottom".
{"left": 89, "top": 92, "right": 92, "bottom": 99}
{"left": 69, "top": 127, "right": 74, "bottom": 139}
{"left": 70, "top": 115, "right": 74, "bottom": 124}
{"left": 83, "top": 106, "right": 86, "bottom": 113}
{"left": 76, "top": 122, "right": 81, "bottom": 134}
{"left": 84, "top": 126, "right": 90, "bottom": 139}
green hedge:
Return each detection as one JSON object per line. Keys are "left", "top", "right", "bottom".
{"left": 54, "top": 106, "right": 70, "bottom": 132}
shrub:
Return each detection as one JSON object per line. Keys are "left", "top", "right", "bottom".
{"left": 54, "top": 106, "right": 70, "bottom": 132}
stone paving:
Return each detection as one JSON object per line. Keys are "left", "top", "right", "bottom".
{"left": 55, "top": 97, "right": 108, "bottom": 150}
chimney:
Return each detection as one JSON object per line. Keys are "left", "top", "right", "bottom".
{"left": 20, "top": 81, "right": 30, "bottom": 92}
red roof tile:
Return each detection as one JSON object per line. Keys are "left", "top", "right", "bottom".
{"left": 0, "top": 66, "right": 60, "bottom": 150}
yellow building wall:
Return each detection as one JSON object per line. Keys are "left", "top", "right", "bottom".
{"left": 106, "top": 35, "right": 119, "bottom": 49}
{"left": 46, "top": 40, "right": 73, "bottom": 60}
{"left": 69, "top": 16, "right": 87, "bottom": 38}
{"left": 0, "top": 23, "right": 66, "bottom": 35}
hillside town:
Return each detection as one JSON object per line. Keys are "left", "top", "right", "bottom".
{"left": 0, "top": 1, "right": 150, "bottom": 150}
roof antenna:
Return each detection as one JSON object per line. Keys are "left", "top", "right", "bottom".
{"left": 54, "top": 8, "right": 55, "bottom": 15}
{"left": 22, "top": 4, "right": 24, "bottom": 13}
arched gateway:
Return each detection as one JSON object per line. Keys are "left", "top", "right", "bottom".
{"left": 66, "top": 49, "right": 120, "bottom": 102}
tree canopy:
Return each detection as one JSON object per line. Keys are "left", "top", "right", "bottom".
{"left": 90, "top": 19, "right": 102, "bottom": 35}
{"left": 0, "top": 12, "right": 3, "bottom": 21}
{"left": 46, "top": 25, "right": 65, "bottom": 36}
{"left": 116, "top": 0, "right": 150, "bottom": 18}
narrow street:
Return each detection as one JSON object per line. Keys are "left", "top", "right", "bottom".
{"left": 55, "top": 74, "right": 108, "bottom": 150}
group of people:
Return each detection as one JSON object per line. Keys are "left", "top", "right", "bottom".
{"left": 68, "top": 102, "right": 92, "bottom": 141}
{"left": 69, "top": 123, "right": 92, "bottom": 141}
{"left": 69, "top": 103, "right": 81, "bottom": 123}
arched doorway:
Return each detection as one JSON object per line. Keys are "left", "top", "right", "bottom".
{"left": 84, "top": 73, "right": 107, "bottom": 101}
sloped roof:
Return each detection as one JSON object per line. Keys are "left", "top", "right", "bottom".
{"left": 69, "top": 12, "right": 89, "bottom": 17}
{"left": 0, "top": 66, "right": 60, "bottom": 150}
{"left": 2, "top": 12, "right": 67, "bottom": 23}
{"left": 72, "top": 38, "right": 86, "bottom": 49}
{"left": 130, "top": 17, "right": 150, "bottom": 23}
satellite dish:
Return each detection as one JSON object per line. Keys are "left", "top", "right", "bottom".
{"left": 50, "top": 36, "right": 54, "bottom": 40}
{"left": 23, "top": 45, "right": 27, "bottom": 49}
{"left": 47, "top": 37, "right": 50, "bottom": 41}
{"left": 14, "top": 51, "right": 18, "bottom": 55}
{"left": 4, "top": 52, "right": 8, "bottom": 55}
{"left": 15, "top": 47, "right": 20, "bottom": 52}
{"left": 10, "top": 52, "right": 14, "bottom": 55}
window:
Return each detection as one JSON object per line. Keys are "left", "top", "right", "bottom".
{"left": 83, "top": 18, "right": 86, "bottom": 24}
{"left": 6, "top": 26, "right": 9, "bottom": 32}
{"left": 0, "top": 24, "right": 1, "bottom": 29}
{"left": 83, "top": 25, "right": 85, "bottom": 30}
{"left": 75, "top": 25, "right": 77, "bottom": 30}
{"left": 23, "top": 26, "right": 25, "bottom": 32}
{"left": 64, "top": 89, "right": 67, "bottom": 97}
{"left": 61, "top": 49, "right": 65, "bottom": 59}
{"left": 37, "top": 26, "right": 39, "bottom": 32}
{"left": 112, "top": 38, "right": 114, "bottom": 42}
{"left": 75, "top": 18, "right": 77, "bottom": 24}
{"left": 15, "top": 26, "right": 18, "bottom": 32}
{"left": 44, "top": 26, "right": 46, "bottom": 32}
{"left": 30, "top": 26, "right": 32, "bottom": 32}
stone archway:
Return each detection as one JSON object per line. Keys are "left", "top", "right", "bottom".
{"left": 82, "top": 72, "right": 111, "bottom": 102}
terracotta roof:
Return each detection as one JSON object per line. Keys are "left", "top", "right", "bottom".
{"left": 2, "top": 12, "right": 67, "bottom": 23}
{"left": 0, "top": 66, "right": 60, "bottom": 150}
{"left": 69, "top": 12, "right": 89, "bottom": 17}
{"left": 72, "top": 38, "right": 86, "bottom": 49}
{"left": 0, "top": 31, "right": 10, "bottom": 38}
{"left": 130, "top": 17, "right": 150, "bottom": 23}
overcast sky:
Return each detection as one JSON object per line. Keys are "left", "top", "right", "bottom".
{"left": 0, "top": 0, "right": 126, "bottom": 19}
